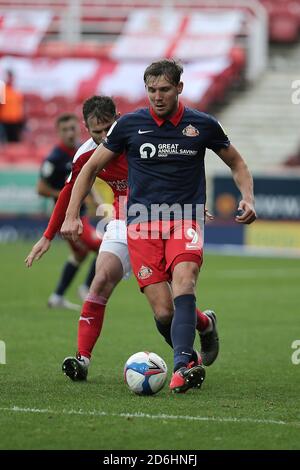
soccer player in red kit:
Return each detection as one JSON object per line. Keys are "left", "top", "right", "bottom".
{"left": 61, "top": 60, "right": 256, "bottom": 393}
{"left": 26, "top": 94, "right": 218, "bottom": 382}
{"left": 26, "top": 96, "right": 128, "bottom": 378}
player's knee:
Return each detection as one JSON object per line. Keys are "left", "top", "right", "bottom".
{"left": 173, "top": 278, "right": 196, "bottom": 296}
{"left": 152, "top": 299, "right": 174, "bottom": 324}
{"left": 172, "top": 264, "right": 199, "bottom": 295}
{"left": 72, "top": 252, "right": 87, "bottom": 264}
{"left": 154, "top": 309, "right": 173, "bottom": 325}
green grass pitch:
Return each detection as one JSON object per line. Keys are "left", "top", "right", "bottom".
{"left": 0, "top": 241, "right": 299, "bottom": 450}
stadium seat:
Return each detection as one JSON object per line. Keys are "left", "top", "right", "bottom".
{"left": 260, "top": 0, "right": 300, "bottom": 42}
{"left": 270, "top": 11, "right": 299, "bottom": 42}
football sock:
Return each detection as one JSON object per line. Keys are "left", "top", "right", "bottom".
{"left": 77, "top": 293, "right": 107, "bottom": 359}
{"left": 84, "top": 257, "right": 97, "bottom": 288}
{"left": 155, "top": 318, "right": 199, "bottom": 364}
{"left": 155, "top": 318, "right": 173, "bottom": 348}
{"left": 196, "top": 308, "right": 212, "bottom": 333}
{"left": 171, "top": 294, "right": 197, "bottom": 372}
{"left": 55, "top": 259, "right": 79, "bottom": 296}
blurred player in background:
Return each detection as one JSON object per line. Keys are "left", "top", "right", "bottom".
{"left": 26, "top": 95, "right": 216, "bottom": 382}
{"left": 37, "top": 113, "right": 100, "bottom": 310}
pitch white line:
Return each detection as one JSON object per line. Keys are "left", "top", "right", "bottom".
{"left": 0, "top": 406, "right": 299, "bottom": 428}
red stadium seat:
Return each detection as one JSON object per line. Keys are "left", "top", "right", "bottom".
{"left": 270, "top": 11, "right": 299, "bottom": 42}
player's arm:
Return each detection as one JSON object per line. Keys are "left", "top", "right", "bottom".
{"left": 25, "top": 156, "right": 84, "bottom": 267}
{"left": 86, "top": 186, "right": 104, "bottom": 209}
{"left": 216, "top": 144, "right": 256, "bottom": 224}
{"left": 25, "top": 183, "right": 74, "bottom": 267}
{"left": 61, "top": 145, "right": 118, "bottom": 241}
{"left": 37, "top": 178, "right": 60, "bottom": 199}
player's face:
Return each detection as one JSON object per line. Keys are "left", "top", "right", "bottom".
{"left": 145, "top": 75, "right": 183, "bottom": 119}
{"left": 58, "top": 119, "right": 80, "bottom": 148}
{"left": 86, "top": 115, "right": 116, "bottom": 145}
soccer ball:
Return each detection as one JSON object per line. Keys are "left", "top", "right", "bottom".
{"left": 124, "top": 351, "right": 168, "bottom": 395}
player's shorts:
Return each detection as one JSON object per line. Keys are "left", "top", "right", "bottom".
{"left": 127, "top": 219, "right": 203, "bottom": 290}
{"left": 99, "top": 219, "right": 131, "bottom": 280}
{"left": 68, "top": 216, "right": 101, "bottom": 259}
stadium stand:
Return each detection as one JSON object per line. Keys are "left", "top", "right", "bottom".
{"left": 0, "top": 0, "right": 298, "bottom": 166}
{"left": 0, "top": 0, "right": 299, "bottom": 43}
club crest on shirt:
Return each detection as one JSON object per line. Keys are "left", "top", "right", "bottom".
{"left": 182, "top": 124, "right": 199, "bottom": 137}
{"left": 138, "top": 265, "right": 153, "bottom": 280}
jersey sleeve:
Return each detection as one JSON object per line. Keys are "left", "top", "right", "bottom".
{"left": 43, "top": 152, "right": 90, "bottom": 240}
{"left": 43, "top": 184, "right": 72, "bottom": 240}
{"left": 206, "top": 116, "right": 230, "bottom": 152}
{"left": 102, "top": 116, "right": 129, "bottom": 155}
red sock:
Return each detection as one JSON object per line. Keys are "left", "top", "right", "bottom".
{"left": 77, "top": 293, "right": 107, "bottom": 359}
{"left": 196, "top": 308, "right": 210, "bottom": 332}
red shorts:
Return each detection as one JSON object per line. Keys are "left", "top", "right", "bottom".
{"left": 67, "top": 216, "right": 101, "bottom": 258}
{"left": 127, "top": 220, "right": 203, "bottom": 289}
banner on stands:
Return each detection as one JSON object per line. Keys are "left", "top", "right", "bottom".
{"left": 213, "top": 175, "right": 300, "bottom": 221}
{"left": 0, "top": 170, "right": 50, "bottom": 215}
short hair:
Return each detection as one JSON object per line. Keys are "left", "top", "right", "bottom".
{"left": 143, "top": 59, "right": 184, "bottom": 86}
{"left": 56, "top": 113, "right": 78, "bottom": 127}
{"left": 82, "top": 96, "right": 117, "bottom": 125}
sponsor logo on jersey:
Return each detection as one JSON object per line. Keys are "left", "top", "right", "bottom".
{"left": 140, "top": 143, "right": 156, "bottom": 159}
{"left": 107, "top": 179, "right": 128, "bottom": 191}
{"left": 138, "top": 129, "right": 154, "bottom": 134}
{"left": 182, "top": 124, "right": 199, "bottom": 137}
{"left": 158, "top": 143, "right": 179, "bottom": 156}
{"left": 138, "top": 265, "right": 153, "bottom": 280}
{"left": 140, "top": 142, "right": 197, "bottom": 159}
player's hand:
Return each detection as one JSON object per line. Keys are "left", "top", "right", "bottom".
{"left": 205, "top": 209, "right": 214, "bottom": 222}
{"left": 235, "top": 200, "right": 257, "bottom": 224}
{"left": 25, "top": 236, "right": 51, "bottom": 267}
{"left": 61, "top": 216, "right": 83, "bottom": 242}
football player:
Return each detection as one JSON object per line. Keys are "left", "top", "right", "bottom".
{"left": 26, "top": 95, "right": 218, "bottom": 383}
{"left": 61, "top": 60, "right": 256, "bottom": 392}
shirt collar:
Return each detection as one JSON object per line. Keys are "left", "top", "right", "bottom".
{"left": 58, "top": 142, "right": 77, "bottom": 157}
{"left": 149, "top": 101, "right": 185, "bottom": 127}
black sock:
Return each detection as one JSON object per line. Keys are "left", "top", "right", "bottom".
{"left": 55, "top": 260, "right": 79, "bottom": 296}
{"left": 155, "top": 317, "right": 198, "bottom": 364}
{"left": 171, "top": 294, "right": 197, "bottom": 372}
{"left": 155, "top": 318, "right": 173, "bottom": 348}
{"left": 84, "top": 257, "right": 96, "bottom": 288}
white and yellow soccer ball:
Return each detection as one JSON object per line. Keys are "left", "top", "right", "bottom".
{"left": 124, "top": 351, "right": 168, "bottom": 395}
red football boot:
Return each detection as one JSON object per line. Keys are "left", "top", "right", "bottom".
{"left": 169, "top": 361, "right": 206, "bottom": 394}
